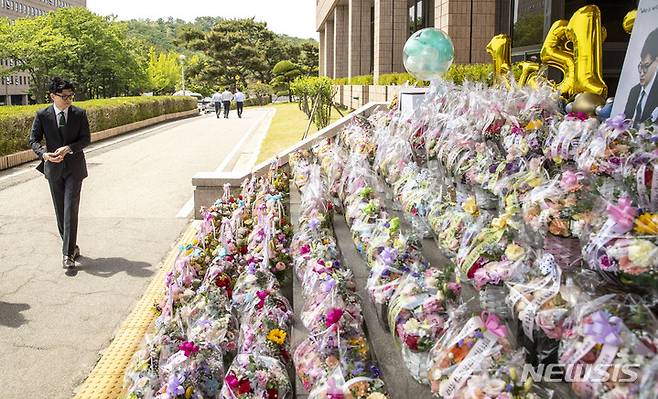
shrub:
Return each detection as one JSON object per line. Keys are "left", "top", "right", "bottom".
{"left": 350, "top": 75, "right": 374, "bottom": 85}
{"left": 0, "top": 96, "right": 196, "bottom": 157}
{"left": 291, "top": 76, "right": 335, "bottom": 129}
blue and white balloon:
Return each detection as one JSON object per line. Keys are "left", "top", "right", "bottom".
{"left": 403, "top": 28, "right": 455, "bottom": 81}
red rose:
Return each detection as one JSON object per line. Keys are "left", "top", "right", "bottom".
{"left": 404, "top": 334, "right": 419, "bottom": 350}
{"left": 229, "top": 197, "right": 236, "bottom": 203}
{"left": 267, "top": 388, "right": 279, "bottom": 399}
{"left": 467, "top": 260, "right": 483, "bottom": 279}
{"left": 240, "top": 246, "right": 248, "bottom": 255}
{"left": 238, "top": 379, "right": 252, "bottom": 394}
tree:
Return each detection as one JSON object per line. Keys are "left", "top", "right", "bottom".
{"left": 299, "top": 42, "right": 320, "bottom": 75}
{"left": 271, "top": 60, "right": 301, "bottom": 102}
{"left": 146, "top": 48, "right": 180, "bottom": 94}
{"left": 181, "top": 18, "right": 318, "bottom": 91}
{"left": 248, "top": 81, "right": 274, "bottom": 105}
{"left": 0, "top": 8, "right": 147, "bottom": 102}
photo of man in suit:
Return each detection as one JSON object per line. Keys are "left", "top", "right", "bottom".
{"left": 29, "top": 77, "right": 91, "bottom": 269}
{"left": 624, "top": 27, "right": 658, "bottom": 126}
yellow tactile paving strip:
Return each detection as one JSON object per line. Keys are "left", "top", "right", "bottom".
{"left": 74, "top": 221, "right": 199, "bottom": 399}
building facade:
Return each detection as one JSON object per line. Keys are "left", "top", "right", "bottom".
{"left": 1, "top": 0, "right": 87, "bottom": 105}
{"left": 318, "top": 0, "right": 636, "bottom": 90}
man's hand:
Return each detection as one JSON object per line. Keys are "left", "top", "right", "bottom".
{"left": 43, "top": 152, "right": 64, "bottom": 163}
{"left": 54, "top": 146, "right": 71, "bottom": 157}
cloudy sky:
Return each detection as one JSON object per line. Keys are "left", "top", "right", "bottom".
{"left": 86, "top": 0, "right": 319, "bottom": 40}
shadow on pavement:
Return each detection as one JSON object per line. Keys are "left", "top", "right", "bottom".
{"left": 72, "top": 256, "right": 154, "bottom": 278}
{"left": 0, "top": 301, "right": 30, "bottom": 328}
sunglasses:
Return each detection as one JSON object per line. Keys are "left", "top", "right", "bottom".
{"left": 53, "top": 93, "right": 75, "bottom": 101}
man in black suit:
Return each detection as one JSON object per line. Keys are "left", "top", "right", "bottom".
{"left": 624, "top": 28, "right": 658, "bottom": 127}
{"left": 29, "top": 77, "right": 91, "bottom": 269}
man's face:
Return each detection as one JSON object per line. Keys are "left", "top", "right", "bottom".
{"left": 639, "top": 53, "right": 658, "bottom": 87}
{"left": 50, "top": 89, "right": 74, "bottom": 110}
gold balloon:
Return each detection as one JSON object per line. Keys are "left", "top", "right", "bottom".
{"left": 571, "top": 92, "right": 606, "bottom": 115}
{"left": 518, "top": 61, "right": 540, "bottom": 87}
{"left": 540, "top": 5, "right": 607, "bottom": 98}
{"left": 623, "top": 10, "right": 636, "bottom": 34}
{"left": 486, "top": 34, "right": 512, "bottom": 84}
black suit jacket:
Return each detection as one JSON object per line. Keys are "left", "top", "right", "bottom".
{"left": 624, "top": 76, "right": 658, "bottom": 124}
{"left": 29, "top": 105, "right": 91, "bottom": 181}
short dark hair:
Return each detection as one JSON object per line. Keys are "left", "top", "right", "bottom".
{"left": 641, "top": 28, "right": 658, "bottom": 60}
{"left": 49, "top": 77, "right": 74, "bottom": 94}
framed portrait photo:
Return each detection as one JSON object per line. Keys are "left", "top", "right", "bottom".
{"left": 612, "top": 0, "right": 658, "bottom": 126}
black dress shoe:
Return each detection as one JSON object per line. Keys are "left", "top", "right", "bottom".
{"left": 63, "top": 255, "right": 75, "bottom": 269}
{"left": 72, "top": 246, "right": 80, "bottom": 259}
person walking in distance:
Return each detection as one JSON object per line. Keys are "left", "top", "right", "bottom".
{"left": 211, "top": 89, "right": 222, "bottom": 118}
{"left": 221, "top": 87, "right": 233, "bottom": 119}
{"left": 235, "top": 88, "right": 245, "bottom": 118}
{"left": 29, "top": 77, "right": 91, "bottom": 269}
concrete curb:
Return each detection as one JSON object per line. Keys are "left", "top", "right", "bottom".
{"left": 0, "top": 109, "right": 199, "bottom": 171}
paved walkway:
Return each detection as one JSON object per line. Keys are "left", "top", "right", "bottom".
{"left": 0, "top": 108, "right": 274, "bottom": 398}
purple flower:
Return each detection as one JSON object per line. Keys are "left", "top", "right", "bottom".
{"left": 308, "top": 218, "right": 321, "bottom": 230}
{"left": 605, "top": 114, "right": 630, "bottom": 131}
{"left": 379, "top": 247, "right": 397, "bottom": 265}
{"left": 321, "top": 278, "right": 336, "bottom": 293}
{"left": 246, "top": 262, "right": 257, "bottom": 274}
{"left": 167, "top": 373, "right": 185, "bottom": 396}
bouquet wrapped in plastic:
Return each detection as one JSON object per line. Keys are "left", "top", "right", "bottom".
{"left": 558, "top": 294, "right": 658, "bottom": 398}
{"left": 294, "top": 311, "right": 370, "bottom": 391}
{"left": 584, "top": 195, "right": 658, "bottom": 292}
{"left": 428, "top": 312, "right": 515, "bottom": 397}
{"left": 238, "top": 290, "right": 293, "bottom": 366}
{"left": 387, "top": 269, "right": 461, "bottom": 383}
{"left": 231, "top": 266, "right": 281, "bottom": 313}
{"left": 220, "top": 354, "right": 292, "bottom": 399}
{"left": 522, "top": 170, "right": 597, "bottom": 270}
{"left": 307, "top": 366, "right": 387, "bottom": 399}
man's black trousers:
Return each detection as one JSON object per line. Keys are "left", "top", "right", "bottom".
{"left": 237, "top": 101, "right": 244, "bottom": 118}
{"left": 48, "top": 174, "right": 83, "bottom": 256}
{"left": 222, "top": 101, "right": 231, "bottom": 118}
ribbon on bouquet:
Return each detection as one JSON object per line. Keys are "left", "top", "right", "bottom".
{"left": 506, "top": 254, "right": 561, "bottom": 340}
{"left": 439, "top": 314, "right": 505, "bottom": 398}
{"left": 636, "top": 162, "right": 658, "bottom": 211}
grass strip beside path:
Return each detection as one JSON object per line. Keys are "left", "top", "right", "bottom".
{"left": 256, "top": 102, "right": 341, "bottom": 164}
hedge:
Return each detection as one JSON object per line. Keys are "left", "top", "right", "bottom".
{"left": 332, "top": 63, "right": 505, "bottom": 87}
{"left": 0, "top": 96, "right": 197, "bottom": 157}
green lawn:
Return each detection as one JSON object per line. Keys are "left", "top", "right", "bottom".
{"left": 255, "top": 102, "right": 342, "bottom": 164}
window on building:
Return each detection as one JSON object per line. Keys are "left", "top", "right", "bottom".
{"left": 408, "top": 0, "right": 435, "bottom": 35}
{"left": 512, "top": 0, "right": 545, "bottom": 48}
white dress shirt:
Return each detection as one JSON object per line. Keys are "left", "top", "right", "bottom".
{"left": 211, "top": 92, "right": 222, "bottom": 103}
{"left": 221, "top": 91, "right": 233, "bottom": 102}
{"left": 53, "top": 103, "right": 69, "bottom": 123}
{"left": 235, "top": 91, "right": 245, "bottom": 102}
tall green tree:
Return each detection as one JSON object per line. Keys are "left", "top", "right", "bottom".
{"left": 146, "top": 48, "right": 181, "bottom": 94}
{"left": 271, "top": 60, "right": 301, "bottom": 102}
{"left": 0, "top": 8, "right": 147, "bottom": 102}
{"left": 0, "top": 16, "right": 76, "bottom": 102}
{"left": 181, "top": 18, "right": 318, "bottom": 90}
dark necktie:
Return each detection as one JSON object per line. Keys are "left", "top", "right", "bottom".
{"left": 58, "top": 111, "right": 66, "bottom": 142}
{"left": 635, "top": 89, "right": 646, "bottom": 122}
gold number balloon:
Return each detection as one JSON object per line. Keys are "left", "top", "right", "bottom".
{"left": 517, "top": 61, "right": 541, "bottom": 87}
{"left": 623, "top": 10, "right": 636, "bottom": 34}
{"left": 486, "top": 34, "right": 512, "bottom": 83}
{"left": 540, "top": 5, "right": 607, "bottom": 98}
